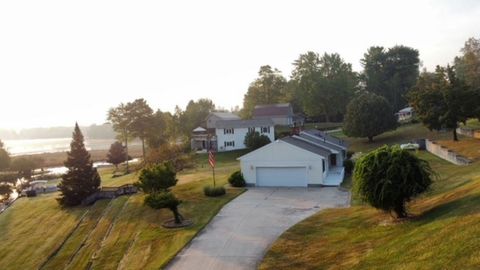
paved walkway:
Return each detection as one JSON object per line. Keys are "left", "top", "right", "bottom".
{"left": 166, "top": 187, "right": 350, "bottom": 270}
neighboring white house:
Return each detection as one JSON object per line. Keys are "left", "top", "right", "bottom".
{"left": 396, "top": 107, "right": 414, "bottom": 122}
{"left": 238, "top": 130, "right": 347, "bottom": 187}
{"left": 253, "top": 103, "right": 304, "bottom": 126}
{"left": 215, "top": 119, "right": 275, "bottom": 152}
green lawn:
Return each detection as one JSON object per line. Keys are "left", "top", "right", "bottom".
{"left": 260, "top": 134, "right": 480, "bottom": 269}
{"left": 334, "top": 123, "right": 453, "bottom": 153}
{"left": 461, "top": 118, "right": 480, "bottom": 129}
{"left": 0, "top": 150, "right": 245, "bottom": 270}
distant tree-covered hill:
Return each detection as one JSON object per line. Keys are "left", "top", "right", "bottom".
{"left": 0, "top": 123, "right": 116, "bottom": 140}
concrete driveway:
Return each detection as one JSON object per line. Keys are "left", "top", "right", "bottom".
{"left": 166, "top": 187, "right": 350, "bottom": 270}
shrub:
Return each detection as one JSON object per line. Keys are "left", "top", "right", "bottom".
{"left": 353, "top": 145, "right": 434, "bottom": 218}
{"left": 343, "top": 159, "right": 354, "bottom": 175}
{"left": 346, "top": 150, "right": 355, "bottom": 159}
{"left": 144, "top": 192, "right": 183, "bottom": 224}
{"left": 228, "top": 171, "right": 246, "bottom": 187}
{"left": 203, "top": 185, "right": 226, "bottom": 197}
{"left": 136, "top": 163, "right": 177, "bottom": 193}
{"left": 244, "top": 131, "right": 271, "bottom": 150}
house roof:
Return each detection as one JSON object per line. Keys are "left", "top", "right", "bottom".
{"left": 280, "top": 136, "right": 332, "bottom": 157}
{"left": 209, "top": 112, "right": 240, "bottom": 120}
{"left": 398, "top": 107, "right": 413, "bottom": 113}
{"left": 215, "top": 119, "right": 274, "bottom": 129}
{"left": 301, "top": 129, "right": 348, "bottom": 149}
{"left": 298, "top": 133, "right": 344, "bottom": 152}
{"left": 192, "top": 126, "right": 207, "bottom": 132}
{"left": 253, "top": 103, "right": 293, "bottom": 117}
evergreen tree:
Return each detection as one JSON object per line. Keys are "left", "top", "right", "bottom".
{"left": 57, "top": 123, "right": 101, "bottom": 206}
{"left": 0, "top": 139, "right": 10, "bottom": 171}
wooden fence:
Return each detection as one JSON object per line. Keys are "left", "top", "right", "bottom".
{"left": 81, "top": 184, "right": 138, "bottom": 205}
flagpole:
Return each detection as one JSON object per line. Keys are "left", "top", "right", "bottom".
{"left": 213, "top": 166, "right": 216, "bottom": 187}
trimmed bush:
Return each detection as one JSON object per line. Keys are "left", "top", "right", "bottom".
{"left": 203, "top": 186, "right": 226, "bottom": 197}
{"left": 26, "top": 190, "right": 37, "bottom": 197}
{"left": 228, "top": 171, "right": 246, "bottom": 187}
{"left": 343, "top": 159, "right": 354, "bottom": 175}
{"left": 144, "top": 192, "right": 183, "bottom": 224}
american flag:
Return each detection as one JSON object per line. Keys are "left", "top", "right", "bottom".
{"left": 208, "top": 150, "right": 215, "bottom": 168}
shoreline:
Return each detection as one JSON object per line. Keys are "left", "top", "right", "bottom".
{"left": 16, "top": 145, "right": 143, "bottom": 168}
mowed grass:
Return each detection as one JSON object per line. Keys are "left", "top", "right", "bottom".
{"left": 0, "top": 150, "right": 244, "bottom": 270}
{"left": 332, "top": 123, "right": 453, "bottom": 153}
{"left": 260, "top": 139, "right": 480, "bottom": 269}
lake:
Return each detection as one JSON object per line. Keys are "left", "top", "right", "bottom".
{"left": 3, "top": 138, "right": 140, "bottom": 156}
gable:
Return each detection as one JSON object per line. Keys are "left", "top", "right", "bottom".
{"left": 238, "top": 140, "right": 327, "bottom": 162}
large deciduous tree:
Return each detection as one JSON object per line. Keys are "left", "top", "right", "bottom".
{"left": 408, "top": 66, "right": 479, "bottom": 141}
{"left": 126, "top": 99, "right": 154, "bottom": 160}
{"left": 108, "top": 103, "right": 132, "bottom": 173}
{"left": 242, "top": 65, "right": 288, "bottom": 118}
{"left": 177, "top": 98, "right": 215, "bottom": 135}
{"left": 57, "top": 123, "right": 101, "bottom": 206}
{"left": 354, "top": 145, "right": 434, "bottom": 218}
{"left": 291, "top": 52, "right": 357, "bottom": 121}
{"left": 343, "top": 92, "right": 397, "bottom": 142}
{"left": 0, "top": 140, "right": 10, "bottom": 171}
{"left": 361, "top": 45, "right": 420, "bottom": 111}
{"left": 454, "top": 37, "right": 480, "bottom": 91}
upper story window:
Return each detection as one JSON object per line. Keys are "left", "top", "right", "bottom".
{"left": 248, "top": 127, "right": 255, "bottom": 133}
{"left": 223, "top": 128, "right": 234, "bottom": 134}
{"left": 261, "top": 126, "right": 270, "bottom": 134}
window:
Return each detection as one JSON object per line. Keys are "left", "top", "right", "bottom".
{"left": 224, "top": 141, "right": 235, "bottom": 147}
{"left": 223, "top": 128, "right": 234, "bottom": 134}
{"left": 322, "top": 160, "right": 325, "bottom": 172}
{"left": 248, "top": 127, "right": 255, "bottom": 133}
{"left": 261, "top": 126, "right": 270, "bottom": 134}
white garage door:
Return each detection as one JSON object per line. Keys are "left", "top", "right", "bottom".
{"left": 256, "top": 167, "right": 308, "bottom": 187}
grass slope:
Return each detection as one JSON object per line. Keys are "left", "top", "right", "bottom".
{"left": 0, "top": 150, "right": 244, "bottom": 270}
{"left": 260, "top": 128, "right": 480, "bottom": 270}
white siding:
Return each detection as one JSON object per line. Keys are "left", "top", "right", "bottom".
{"left": 216, "top": 126, "right": 275, "bottom": 152}
{"left": 239, "top": 140, "right": 326, "bottom": 186}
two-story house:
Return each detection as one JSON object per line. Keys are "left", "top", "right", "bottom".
{"left": 215, "top": 119, "right": 275, "bottom": 152}
{"left": 190, "top": 113, "right": 275, "bottom": 152}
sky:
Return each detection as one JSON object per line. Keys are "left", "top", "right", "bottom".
{"left": 1, "top": 0, "right": 479, "bottom": 129}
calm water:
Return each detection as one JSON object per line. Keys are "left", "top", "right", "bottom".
{"left": 3, "top": 138, "right": 140, "bottom": 156}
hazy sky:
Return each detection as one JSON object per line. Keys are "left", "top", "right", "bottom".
{"left": 1, "top": 0, "right": 479, "bottom": 129}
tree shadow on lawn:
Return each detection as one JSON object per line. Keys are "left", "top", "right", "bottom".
{"left": 415, "top": 191, "right": 480, "bottom": 224}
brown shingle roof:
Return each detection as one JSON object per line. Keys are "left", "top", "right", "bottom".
{"left": 253, "top": 103, "right": 293, "bottom": 117}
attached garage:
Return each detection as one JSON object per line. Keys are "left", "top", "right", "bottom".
{"left": 256, "top": 167, "right": 308, "bottom": 187}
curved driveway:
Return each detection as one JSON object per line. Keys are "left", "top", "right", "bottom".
{"left": 167, "top": 187, "right": 350, "bottom": 270}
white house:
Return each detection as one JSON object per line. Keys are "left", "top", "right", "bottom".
{"left": 396, "top": 107, "right": 414, "bottom": 122}
{"left": 215, "top": 119, "right": 275, "bottom": 152}
{"left": 238, "top": 130, "right": 347, "bottom": 187}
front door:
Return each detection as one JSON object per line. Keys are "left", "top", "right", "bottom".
{"left": 330, "top": 154, "right": 337, "bottom": 167}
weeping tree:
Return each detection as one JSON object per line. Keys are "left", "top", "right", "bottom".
{"left": 144, "top": 192, "right": 183, "bottom": 224}
{"left": 353, "top": 145, "right": 434, "bottom": 218}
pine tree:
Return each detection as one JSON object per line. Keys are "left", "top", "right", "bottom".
{"left": 57, "top": 123, "right": 101, "bottom": 206}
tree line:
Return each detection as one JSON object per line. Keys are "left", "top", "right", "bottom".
{"left": 241, "top": 45, "right": 420, "bottom": 122}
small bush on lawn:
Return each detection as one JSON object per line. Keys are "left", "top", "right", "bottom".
{"left": 228, "top": 171, "right": 246, "bottom": 187}
{"left": 26, "top": 190, "right": 37, "bottom": 197}
{"left": 203, "top": 186, "right": 226, "bottom": 197}
{"left": 344, "top": 159, "right": 354, "bottom": 175}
